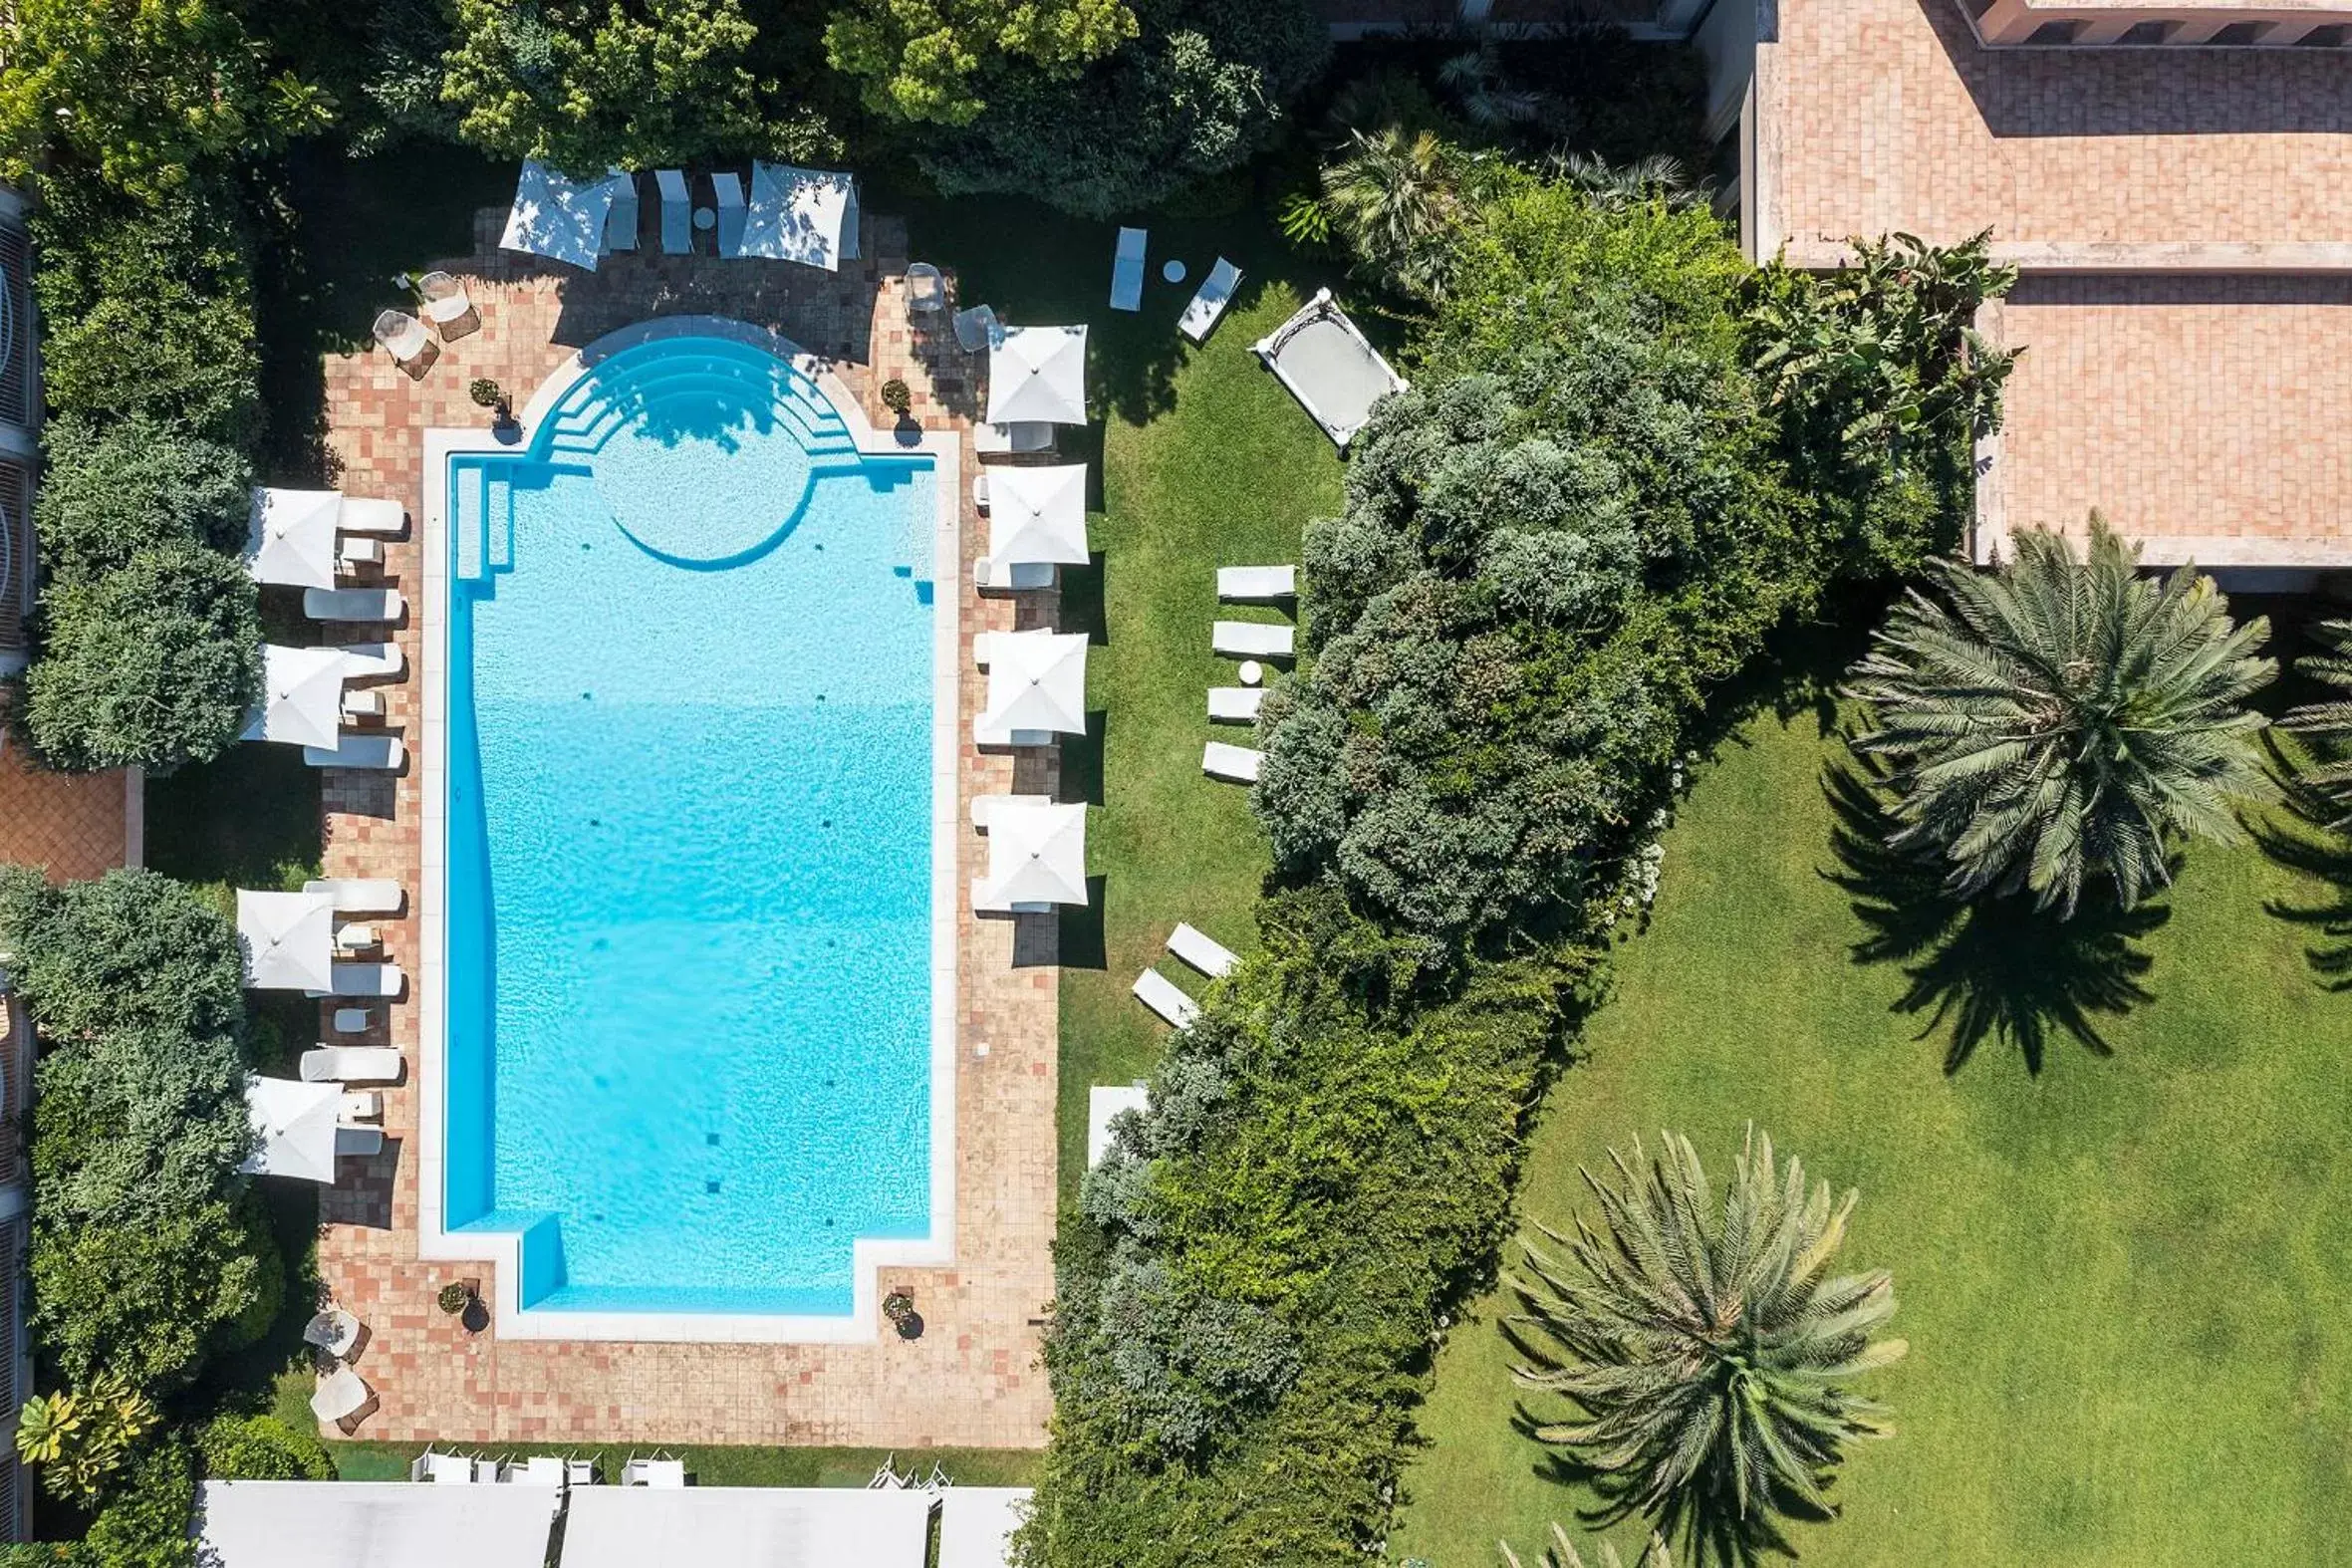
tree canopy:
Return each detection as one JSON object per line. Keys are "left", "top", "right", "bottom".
{"left": 34, "top": 415, "right": 254, "bottom": 586}
{"left": 825, "top": 0, "right": 1137, "bottom": 126}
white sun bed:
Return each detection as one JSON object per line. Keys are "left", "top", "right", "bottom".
{"left": 337, "top": 643, "right": 404, "bottom": 680}
{"left": 341, "top": 689, "right": 382, "bottom": 722}
{"left": 302, "top": 1307, "right": 363, "bottom": 1359}
{"left": 337, "top": 535, "right": 380, "bottom": 571}
{"left": 1110, "top": 227, "right": 1147, "bottom": 313}
{"left": 333, "top": 922, "right": 379, "bottom": 955}
{"left": 1167, "top": 921, "right": 1239, "bottom": 978}
{"left": 1253, "top": 288, "right": 1407, "bottom": 448}
{"left": 1212, "top": 621, "right": 1293, "bottom": 658}
{"left": 340, "top": 497, "right": 408, "bottom": 536}
{"left": 655, "top": 169, "right": 691, "bottom": 254}
{"left": 712, "top": 171, "right": 746, "bottom": 255}
{"left": 972, "top": 421, "right": 1055, "bottom": 455}
{"left": 1217, "top": 565, "right": 1296, "bottom": 602}
{"left": 606, "top": 172, "right": 640, "bottom": 252}
{"left": 315, "top": 961, "right": 405, "bottom": 1000}
{"left": 1132, "top": 969, "right": 1200, "bottom": 1029}
{"left": 1087, "top": 1084, "right": 1150, "bottom": 1167}
{"left": 373, "top": 310, "right": 428, "bottom": 365}
{"left": 306, "top": 879, "right": 404, "bottom": 915}
{"left": 310, "top": 1365, "right": 374, "bottom": 1428}
{"left": 1202, "top": 741, "right": 1262, "bottom": 783}
{"left": 304, "top": 734, "right": 405, "bottom": 771}
{"left": 302, "top": 1046, "right": 403, "bottom": 1084}
{"left": 305, "top": 588, "right": 404, "bottom": 624}
{"left": 1207, "top": 686, "right": 1263, "bottom": 723}
{"left": 1179, "top": 257, "right": 1243, "bottom": 343}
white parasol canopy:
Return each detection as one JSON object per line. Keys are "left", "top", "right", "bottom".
{"left": 986, "top": 325, "right": 1088, "bottom": 426}
{"left": 237, "top": 889, "right": 336, "bottom": 992}
{"left": 978, "top": 800, "right": 1089, "bottom": 908}
{"left": 241, "top": 645, "right": 350, "bottom": 750}
{"left": 244, "top": 488, "right": 341, "bottom": 589}
{"left": 979, "top": 631, "right": 1089, "bottom": 740}
{"left": 737, "top": 162, "right": 861, "bottom": 270}
{"left": 985, "top": 464, "right": 1090, "bottom": 570}
{"left": 240, "top": 1074, "right": 343, "bottom": 1183}
{"left": 500, "top": 160, "right": 628, "bottom": 272}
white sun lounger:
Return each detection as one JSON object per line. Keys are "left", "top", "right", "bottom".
{"left": 1207, "top": 686, "right": 1263, "bottom": 723}
{"left": 606, "top": 172, "right": 640, "bottom": 252}
{"left": 303, "top": 734, "right": 405, "bottom": 771}
{"left": 333, "top": 922, "right": 379, "bottom": 955}
{"left": 304, "top": 588, "right": 403, "bottom": 624}
{"left": 335, "top": 1126, "right": 385, "bottom": 1158}
{"left": 1110, "top": 227, "right": 1147, "bottom": 312}
{"left": 712, "top": 170, "right": 746, "bottom": 254}
{"left": 337, "top": 535, "right": 380, "bottom": 570}
{"left": 1217, "top": 565, "right": 1296, "bottom": 602}
{"left": 312, "top": 962, "right": 405, "bottom": 1000}
{"left": 372, "top": 310, "right": 428, "bottom": 365}
{"left": 623, "top": 1457, "right": 686, "bottom": 1488}
{"left": 655, "top": 169, "right": 691, "bottom": 254}
{"left": 337, "top": 643, "right": 404, "bottom": 680}
{"left": 1179, "top": 257, "right": 1243, "bottom": 343}
{"left": 1087, "top": 1083, "right": 1150, "bottom": 1167}
{"left": 341, "top": 689, "right": 382, "bottom": 722}
{"left": 307, "top": 879, "right": 404, "bottom": 915}
{"left": 339, "top": 1090, "right": 382, "bottom": 1125}
{"left": 311, "top": 1365, "right": 374, "bottom": 1428}
{"left": 972, "top": 421, "right": 1055, "bottom": 455}
{"left": 1167, "top": 921, "right": 1239, "bottom": 978}
{"left": 1132, "top": 969, "right": 1200, "bottom": 1029}
{"left": 302, "top": 1046, "right": 403, "bottom": 1084}
{"left": 1212, "top": 621, "right": 1293, "bottom": 658}
{"left": 341, "top": 496, "right": 407, "bottom": 536}
{"left": 1202, "top": 741, "right": 1262, "bottom": 783}
{"left": 975, "top": 558, "right": 1057, "bottom": 591}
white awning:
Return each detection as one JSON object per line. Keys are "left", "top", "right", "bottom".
{"left": 938, "top": 1487, "right": 1032, "bottom": 1568}
{"left": 978, "top": 800, "right": 1089, "bottom": 908}
{"left": 196, "top": 1480, "right": 560, "bottom": 1568}
{"left": 245, "top": 488, "right": 342, "bottom": 589}
{"left": 985, "top": 464, "right": 1090, "bottom": 570}
{"left": 500, "top": 160, "right": 629, "bottom": 272}
{"left": 242, "top": 645, "right": 350, "bottom": 750}
{"left": 236, "top": 890, "right": 335, "bottom": 992}
{"left": 737, "top": 162, "right": 861, "bottom": 271}
{"left": 240, "top": 1074, "right": 343, "bottom": 1183}
{"left": 986, "top": 325, "right": 1088, "bottom": 426}
{"left": 559, "top": 1485, "right": 930, "bottom": 1568}
{"left": 979, "top": 631, "right": 1088, "bottom": 740}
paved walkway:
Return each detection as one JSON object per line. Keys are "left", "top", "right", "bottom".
{"left": 0, "top": 748, "right": 131, "bottom": 882}
{"left": 309, "top": 211, "right": 1058, "bottom": 1447}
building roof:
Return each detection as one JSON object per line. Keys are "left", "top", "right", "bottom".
{"left": 196, "top": 1481, "right": 560, "bottom": 1568}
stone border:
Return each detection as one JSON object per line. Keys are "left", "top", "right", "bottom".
{"left": 415, "top": 314, "right": 961, "bottom": 1343}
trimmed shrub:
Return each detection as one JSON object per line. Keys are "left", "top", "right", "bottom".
{"left": 0, "top": 867, "right": 247, "bottom": 1043}
{"left": 33, "top": 415, "right": 253, "bottom": 586}
{"left": 197, "top": 1414, "right": 335, "bottom": 1482}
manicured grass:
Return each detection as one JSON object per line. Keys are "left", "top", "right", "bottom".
{"left": 1390, "top": 693, "right": 2352, "bottom": 1566}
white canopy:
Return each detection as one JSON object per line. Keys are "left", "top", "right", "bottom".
{"left": 938, "top": 1488, "right": 1033, "bottom": 1568}
{"left": 198, "top": 1481, "right": 560, "bottom": 1568}
{"left": 245, "top": 488, "right": 342, "bottom": 589}
{"left": 980, "top": 631, "right": 1089, "bottom": 740}
{"left": 559, "top": 1485, "right": 929, "bottom": 1568}
{"left": 985, "top": 464, "right": 1090, "bottom": 570}
{"left": 500, "top": 160, "right": 628, "bottom": 272}
{"left": 241, "top": 645, "right": 350, "bottom": 750}
{"left": 737, "top": 162, "right": 861, "bottom": 270}
{"left": 986, "top": 325, "right": 1088, "bottom": 426}
{"left": 240, "top": 1075, "right": 343, "bottom": 1183}
{"left": 979, "top": 800, "right": 1089, "bottom": 908}
{"left": 237, "top": 890, "right": 335, "bottom": 992}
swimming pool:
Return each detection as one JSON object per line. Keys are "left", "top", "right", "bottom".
{"left": 430, "top": 329, "right": 953, "bottom": 1330}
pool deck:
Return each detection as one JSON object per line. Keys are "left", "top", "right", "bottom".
{"left": 307, "top": 209, "right": 1061, "bottom": 1446}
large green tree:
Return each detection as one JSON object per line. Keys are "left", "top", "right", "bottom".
{"left": 1511, "top": 1129, "right": 1905, "bottom": 1562}
{"left": 1847, "top": 519, "right": 2275, "bottom": 916}
{"left": 825, "top": 0, "right": 1136, "bottom": 126}
{"left": 34, "top": 415, "right": 253, "bottom": 586}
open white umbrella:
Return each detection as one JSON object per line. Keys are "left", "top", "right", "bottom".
{"left": 980, "top": 800, "right": 1089, "bottom": 908}
{"left": 245, "top": 488, "right": 341, "bottom": 589}
{"left": 236, "top": 889, "right": 335, "bottom": 992}
{"left": 987, "top": 325, "right": 1088, "bottom": 426}
{"left": 737, "top": 162, "right": 861, "bottom": 270}
{"left": 979, "top": 631, "right": 1089, "bottom": 740}
{"left": 241, "top": 645, "right": 349, "bottom": 750}
{"left": 986, "top": 464, "right": 1090, "bottom": 571}
{"left": 240, "top": 1074, "right": 343, "bottom": 1183}
{"left": 499, "top": 159, "right": 627, "bottom": 272}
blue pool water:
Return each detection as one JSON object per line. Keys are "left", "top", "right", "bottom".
{"left": 442, "top": 334, "right": 937, "bottom": 1316}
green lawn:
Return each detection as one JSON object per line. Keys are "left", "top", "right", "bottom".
{"left": 1390, "top": 690, "right": 2352, "bottom": 1565}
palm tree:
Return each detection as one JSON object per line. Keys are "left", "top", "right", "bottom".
{"left": 1319, "top": 125, "right": 1461, "bottom": 302}
{"left": 1545, "top": 150, "right": 1703, "bottom": 212}
{"left": 1510, "top": 1128, "right": 1904, "bottom": 1562}
{"left": 1846, "top": 519, "right": 2275, "bottom": 916}
{"left": 2277, "top": 618, "right": 2352, "bottom": 828}
{"left": 1501, "top": 1523, "right": 1674, "bottom": 1568}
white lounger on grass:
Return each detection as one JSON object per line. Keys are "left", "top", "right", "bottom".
{"left": 1218, "top": 565, "right": 1296, "bottom": 602}
{"left": 311, "top": 1365, "right": 375, "bottom": 1429}
{"left": 1168, "top": 921, "right": 1239, "bottom": 978}
{"left": 1179, "top": 257, "right": 1243, "bottom": 342}
{"left": 1110, "top": 227, "right": 1147, "bottom": 312}
{"left": 301, "top": 1046, "right": 402, "bottom": 1084}
{"left": 1207, "top": 686, "right": 1263, "bottom": 722}
{"left": 307, "top": 879, "right": 404, "bottom": 915}
{"left": 303, "top": 733, "right": 405, "bottom": 771}
{"left": 1132, "top": 969, "right": 1200, "bottom": 1029}
{"left": 305, "top": 588, "right": 403, "bottom": 623}
{"left": 1212, "top": 621, "right": 1294, "bottom": 658}
{"left": 1202, "top": 741, "right": 1262, "bottom": 783}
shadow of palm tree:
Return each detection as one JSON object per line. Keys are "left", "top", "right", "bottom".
{"left": 2245, "top": 764, "right": 2352, "bottom": 989}
{"left": 1821, "top": 756, "right": 2167, "bottom": 1074}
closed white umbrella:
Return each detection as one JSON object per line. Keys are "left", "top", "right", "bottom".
{"left": 241, "top": 645, "right": 349, "bottom": 750}
{"left": 980, "top": 801, "right": 1088, "bottom": 908}
{"left": 236, "top": 889, "right": 335, "bottom": 992}
{"left": 985, "top": 464, "right": 1090, "bottom": 570}
{"left": 245, "top": 488, "right": 341, "bottom": 589}
{"left": 240, "top": 1074, "right": 343, "bottom": 1183}
{"left": 738, "top": 162, "right": 860, "bottom": 269}
{"left": 986, "top": 325, "right": 1088, "bottom": 426}
{"left": 499, "top": 159, "right": 625, "bottom": 272}
{"left": 979, "top": 631, "right": 1088, "bottom": 739}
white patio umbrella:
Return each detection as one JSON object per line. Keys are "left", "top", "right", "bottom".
{"left": 980, "top": 801, "right": 1089, "bottom": 908}
{"left": 245, "top": 488, "right": 341, "bottom": 589}
{"left": 986, "top": 464, "right": 1090, "bottom": 570}
{"left": 240, "top": 1074, "right": 343, "bottom": 1183}
{"left": 980, "top": 631, "right": 1089, "bottom": 739}
{"left": 737, "top": 162, "right": 861, "bottom": 270}
{"left": 241, "top": 645, "right": 349, "bottom": 750}
{"left": 986, "top": 325, "right": 1089, "bottom": 426}
{"left": 499, "top": 159, "right": 627, "bottom": 272}
{"left": 236, "top": 889, "right": 336, "bottom": 992}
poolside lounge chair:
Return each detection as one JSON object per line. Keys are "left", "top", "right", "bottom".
{"left": 500, "top": 1456, "right": 567, "bottom": 1486}
{"left": 655, "top": 169, "right": 691, "bottom": 254}
{"left": 318, "top": 962, "right": 404, "bottom": 999}
{"left": 1179, "top": 257, "right": 1243, "bottom": 343}
{"left": 340, "top": 497, "right": 407, "bottom": 536}
{"left": 339, "top": 1090, "right": 382, "bottom": 1124}
{"left": 952, "top": 304, "right": 1001, "bottom": 353}
{"left": 334, "top": 1126, "right": 385, "bottom": 1158}
{"left": 333, "top": 921, "right": 379, "bottom": 955}
{"left": 372, "top": 309, "right": 429, "bottom": 366}
{"left": 331, "top": 1006, "right": 375, "bottom": 1035}
{"left": 301, "top": 1046, "right": 402, "bottom": 1084}
{"left": 972, "top": 421, "right": 1055, "bottom": 455}
{"left": 1217, "top": 565, "right": 1296, "bottom": 602}
{"left": 1202, "top": 741, "right": 1262, "bottom": 784}
{"left": 605, "top": 173, "right": 640, "bottom": 252}
{"left": 416, "top": 271, "right": 475, "bottom": 332}
{"left": 1212, "top": 621, "right": 1294, "bottom": 658}
{"left": 304, "top": 588, "right": 404, "bottom": 624}
{"left": 1110, "top": 227, "right": 1147, "bottom": 313}
{"left": 412, "top": 1449, "right": 476, "bottom": 1485}
{"left": 1132, "top": 969, "right": 1200, "bottom": 1029}
{"left": 906, "top": 262, "right": 945, "bottom": 315}
{"left": 302, "top": 1307, "right": 364, "bottom": 1360}
{"left": 311, "top": 1365, "right": 375, "bottom": 1431}
{"left": 623, "top": 1456, "right": 687, "bottom": 1488}
{"left": 1207, "top": 686, "right": 1263, "bottom": 723}
{"left": 975, "top": 558, "right": 1056, "bottom": 591}
{"left": 712, "top": 170, "right": 747, "bottom": 254}
{"left": 303, "top": 734, "right": 405, "bottom": 771}
{"left": 1168, "top": 921, "right": 1239, "bottom": 978}
{"left": 307, "top": 879, "right": 404, "bottom": 915}
{"left": 337, "top": 643, "right": 405, "bottom": 680}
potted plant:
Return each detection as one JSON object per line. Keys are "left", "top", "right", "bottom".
{"left": 880, "top": 378, "right": 913, "bottom": 419}
{"left": 469, "top": 378, "right": 513, "bottom": 429}
{"left": 882, "top": 1289, "right": 915, "bottom": 1324}
{"left": 436, "top": 1281, "right": 473, "bottom": 1316}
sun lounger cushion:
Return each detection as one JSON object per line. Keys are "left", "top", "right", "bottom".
{"left": 1207, "top": 686, "right": 1263, "bottom": 723}
{"left": 1217, "top": 565, "right": 1296, "bottom": 601}
{"left": 656, "top": 169, "right": 691, "bottom": 254}
{"left": 301, "top": 1045, "right": 402, "bottom": 1083}
{"left": 1132, "top": 969, "right": 1200, "bottom": 1029}
{"left": 335, "top": 1126, "right": 386, "bottom": 1158}
{"left": 1167, "top": 921, "right": 1239, "bottom": 978}
{"left": 975, "top": 557, "right": 1057, "bottom": 591}
{"left": 1111, "top": 227, "right": 1147, "bottom": 313}
{"left": 305, "top": 588, "right": 404, "bottom": 623}
{"left": 304, "top": 734, "right": 406, "bottom": 771}
{"left": 337, "top": 643, "right": 404, "bottom": 680}
{"left": 1211, "top": 621, "right": 1294, "bottom": 658}
{"left": 1202, "top": 741, "right": 1262, "bottom": 783}
{"left": 1179, "top": 257, "right": 1243, "bottom": 343}
{"left": 306, "top": 878, "right": 405, "bottom": 915}
{"left": 340, "top": 497, "right": 407, "bottom": 536}
{"left": 972, "top": 421, "right": 1055, "bottom": 455}
{"left": 319, "top": 962, "right": 405, "bottom": 1000}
